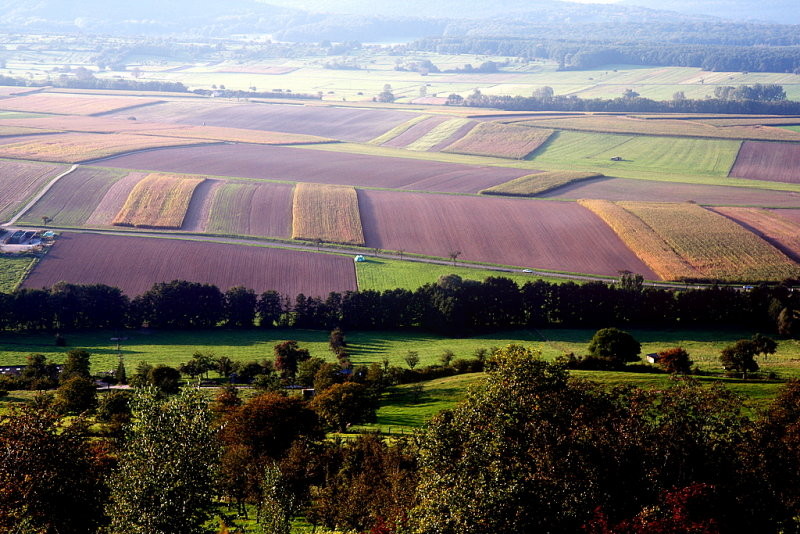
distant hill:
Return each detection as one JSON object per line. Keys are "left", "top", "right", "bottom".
{"left": 618, "top": 0, "right": 800, "bottom": 24}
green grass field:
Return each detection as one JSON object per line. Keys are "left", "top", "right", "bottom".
{"left": 782, "top": 125, "right": 800, "bottom": 133}
{"left": 528, "top": 131, "right": 741, "bottom": 177}
{"left": 0, "top": 254, "right": 37, "bottom": 292}
{"left": 355, "top": 257, "right": 569, "bottom": 291}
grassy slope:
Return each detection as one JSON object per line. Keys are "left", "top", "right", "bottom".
{"left": 355, "top": 257, "right": 570, "bottom": 291}
{"left": 0, "top": 255, "right": 37, "bottom": 292}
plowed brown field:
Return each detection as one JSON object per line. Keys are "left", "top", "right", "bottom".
{"left": 110, "top": 100, "right": 417, "bottom": 142}
{"left": 205, "top": 182, "right": 293, "bottom": 237}
{"left": 0, "top": 160, "right": 65, "bottom": 221}
{"left": 97, "top": 144, "right": 531, "bottom": 194}
{"left": 443, "top": 123, "right": 553, "bottom": 159}
{"left": 18, "top": 167, "right": 128, "bottom": 226}
{"left": 542, "top": 177, "right": 800, "bottom": 207}
{"left": 772, "top": 209, "right": 800, "bottom": 225}
{"left": 358, "top": 190, "right": 656, "bottom": 278}
{"left": 729, "top": 141, "right": 800, "bottom": 184}
{"left": 22, "top": 233, "right": 358, "bottom": 297}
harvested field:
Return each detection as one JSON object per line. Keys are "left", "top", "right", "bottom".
{"left": 0, "top": 160, "right": 66, "bottom": 222}
{"left": 18, "top": 167, "right": 128, "bottom": 226}
{"left": 380, "top": 117, "right": 451, "bottom": 148}
{"left": 178, "top": 179, "right": 224, "bottom": 233}
{"left": 111, "top": 100, "right": 417, "bottom": 142}
{"left": 0, "top": 115, "right": 334, "bottom": 145}
{"left": 84, "top": 172, "right": 148, "bottom": 227}
{"left": 578, "top": 199, "right": 700, "bottom": 281}
{"left": 205, "top": 182, "right": 294, "bottom": 237}
{"left": 511, "top": 115, "right": 800, "bottom": 142}
{"left": 710, "top": 207, "right": 800, "bottom": 262}
{"left": 22, "top": 233, "right": 358, "bottom": 297}
{"left": 405, "top": 119, "right": 474, "bottom": 151}
{"left": 112, "top": 173, "right": 205, "bottom": 229}
{"left": 620, "top": 201, "right": 800, "bottom": 281}
{"left": 482, "top": 171, "right": 603, "bottom": 197}
{"left": 443, "top": 122, "right": 553, "bottom": 159}
{"left": 729, "top": 141, "right": 800, "bottom": 184}
{"left": 0, "top": 94, "right": 161, "bottom": 115}
{"left": 292, "top": 183, "right": 364, "bottom": 245}
{"left": 359, "top": 190, "right": 656, "bottom": 278}
{"left": 773, "top": 209, "right": 800, "bottom": 225}
{"left": 530, "top": 131, "right": 740, "bottom": 176}
{"left": 0, "top": 86, "right": 41, "bottom": 97}
{"left": 543, "top": 177, "right": 800, "bottom": 207}
{"left": 99, "top": 144, "right": 531, "bottom": 194}
{"left": 0, "top": 132, "right": 214, "bottom": 163}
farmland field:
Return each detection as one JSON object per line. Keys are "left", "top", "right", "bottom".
{"left": 0, "top": 114, "right": 334, "bottom": 145}
{"left": 0, "top": 132, "right": 214, "bottom": 163}
{"left": 98, "top": 143, "right": 532, "bottom": 193}
{"left": 481, "top": 170, "right": 602, "bottom": 197}
{"left": 620, "top": 201, "right": 800, "bottom": 281}
{"left": 370, "top": 115, "right": 437, "bottom": 145}
{"left": 529, "top": 131, "right": 741, "bottom": 176}
{"left": 544, "top": 176, "right": 800, "bottom": 207}
{"left": 355, "top": 257, "right": 571, "bottom": 291}
{"left": 773, "top": 209, "right": 800, "bottom": 225}
{"left": 729, "top": 141, "right": 800, "bottom": 184}
{"left": 204, "top": 181, "right": 294, "bottom": 237}
{"left": 110, "top": 100, "right": 418, "bottom": 142}
{"left": 404, "top": 118, "right": 475, "bottom": 151}
{"left": 0, "top": 93, "right": 161, "bottom": 115}
{"left": 0, "top": 126, "right": 58, "bottom": 137}
{"left": 710, "top": 207, "right": 800, "bottom": 261}
{"left": 22, "top": 232, "right": 358, "bottom": 297}
{"left": 112, "top": 173, "right": 205, "bottom": 229}
{"left": 379, "top": 116, "right": 454, "bottom": 148}
{"left": 512, "top": 115, "right": 800, "bottom": 141}
{"left": 17, "top": 167, "right": 130, "bottom": 227}
{"left": 578, "top": 199, "right": 699, "bottom": 281}
{"left": 83, "top": 171, "right": 148, "bottom": 227}
{"left": 358, "top": 189, "right": 657, "bottom": 277}
{"left": 0, "top": 159, "right": 66, "bottom": 221}
{"left": 292, "top": 183, "right": 364, "bottom": 245}
{"left": 0, "top": 255, "right": 37, "bottom": 293}
{"left": 442, "top": 122, "right": 553, "bottom": 159}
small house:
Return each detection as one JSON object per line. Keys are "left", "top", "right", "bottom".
{"left": 645, "top": 353, "right": 661, "bottom": 364}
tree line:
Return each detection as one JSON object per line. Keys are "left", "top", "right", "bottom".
{"left": 5, "top": 346, "right": 800, "bottom": 532}
{"left": 2, "top": 276, "right": 798, "bottom": 337}
{"left": 454, "top": 85, "right": 800, "bottom": 115}
{"left": 412, "top": 37, "right": 800, "bottom": 74}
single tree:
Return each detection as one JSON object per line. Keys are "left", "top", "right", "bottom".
{"left": 55, "top": 375, "right": 97, "bottom": 414}
{"left": 404, "top": 351, "right": 420, "bottom": 370}
{"left": 656, "top": 347, "right": 693, "bottom": 375}
{"left": 274, "top": 340, "right": 310, "bottom": 381}
{"left": 587, "top": 327, "right": 641, "bottom": 367}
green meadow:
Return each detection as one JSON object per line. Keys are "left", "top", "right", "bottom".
{"left": 0, "top": 255, "right": 37, "bottom": 292}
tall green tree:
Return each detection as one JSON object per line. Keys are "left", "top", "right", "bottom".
{"left": 106, "top": 387, "right": 220, "bottom": 534}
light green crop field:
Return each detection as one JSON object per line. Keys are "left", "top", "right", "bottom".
{"left": 355, "top": 257, "right": 570, "bottom": 291}
{"left": 782, "top": 125, "right": 800, "bottom": 133}
{"left": 528, "top": 131, "right": 741, "bottom": 176}
{"left": 0, "top": 255, "right": 37, "bottom": 292}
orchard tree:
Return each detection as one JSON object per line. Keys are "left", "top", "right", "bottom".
{"left": 587, "top": 327, "right": 641, "bottom": 367}
{"left": 106, "top": 387, "right": 220, "bottom": 534}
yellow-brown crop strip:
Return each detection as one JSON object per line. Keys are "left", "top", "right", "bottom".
{"left": 619, "top": 201, "right": 800, "bottom": 281}
{"left": 482, "top": 171, "right": 603, "bottom": 197}
{"left": 442, "top": 122, "right": 554, "bottom": 159}
{"left": 291, "top": 183, "right": 365, "bottom": 245}
{"left": 578, "top": 199, "right": 700, "bottom": 281}
{"left": 112, "top": 173, "right": 205, "bottom": 229}
{"left": 0, "top": 132, "right": 213, "bottom": 163}
{"left": 710, "top": 207, "right": 800, "bottom": 261}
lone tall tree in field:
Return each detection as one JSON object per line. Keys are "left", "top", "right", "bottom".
{"left": 587, "top": 327, "right": 641, "bottom": 367}
{"left": 106, "top": 387, "right": 220, "bottom": 534}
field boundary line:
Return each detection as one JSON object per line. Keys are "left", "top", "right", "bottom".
{"left": 3, "top": 163, "right": 79, "bottom": 226}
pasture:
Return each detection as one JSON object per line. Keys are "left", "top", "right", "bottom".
{"left": 0, "top": 255, "right": 37, "bottom": 293}
{"left": 529, "top": 131, "right": 742, "bottom": 177}
{"left": 21, "top": 232, "right": 358, "bottom": 297}
{"left": 291, "top": 183, "right": 365, "bottom": 245}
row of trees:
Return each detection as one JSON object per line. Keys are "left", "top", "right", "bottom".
{"left": 5, "top": 347, "right": 800, "bottom": 532}
{"left": 2, "top": 276, "right": 798, "bottom": 336}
